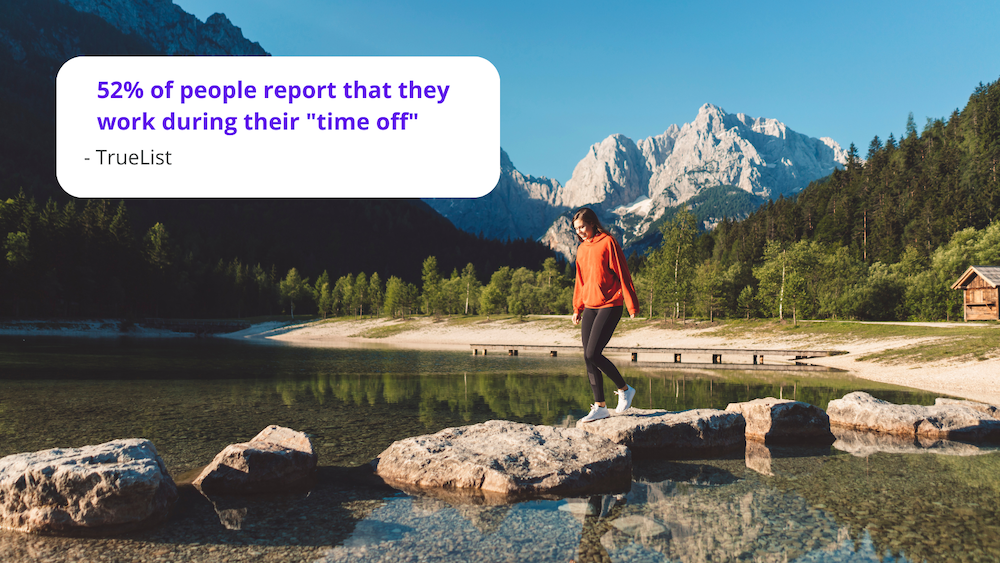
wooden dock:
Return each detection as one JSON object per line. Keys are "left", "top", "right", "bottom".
{"left": 469, "top": 344, "right": 848, "bottom": 372}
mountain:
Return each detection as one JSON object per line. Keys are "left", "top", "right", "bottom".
{"left": 423, "top": 149, "right": 567, "bottom": 241}
{"left": 431, "top": 104, "right": 848, "bottom": 260}
{"left": 57, "top": 0, "right": 267, "bottom": 55}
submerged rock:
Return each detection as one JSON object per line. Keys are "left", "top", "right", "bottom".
{"left": 576, "top": 408, "right": 745, "bottom": 457}
{"left": 193, "top": 425, "right": 317, "bottom": 494}
{"left": 827, "top": 392, "right": 1000, "bottom": 442}
{"left": 373, "top": 420, "right": 631, "bottom": 501}
{"left": 725, "top": 397, "right": 835, "bottom": 444}
{"left": 0, "top": 439, "right": 177, "bottom": 535}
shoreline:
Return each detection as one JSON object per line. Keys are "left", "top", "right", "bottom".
{"left": 4, "top": 316, "right": 999, "bottom": 406}
{"left": 258, "top": 316, "right": 1000, "bottom": 406}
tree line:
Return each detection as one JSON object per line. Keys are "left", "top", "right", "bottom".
{"left": 0, "top": 193, "right": 559, "bottom": 319}
{"left": 276, "top": 255, "right": 577, "bottom": 319}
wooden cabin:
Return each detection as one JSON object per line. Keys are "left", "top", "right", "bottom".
{"left": 951, "top": 266, "right": 1000, "bottom": 321}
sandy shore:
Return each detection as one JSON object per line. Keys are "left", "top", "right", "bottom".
{"left": 252, "top": 316, "right": 1000, "bottom": 406}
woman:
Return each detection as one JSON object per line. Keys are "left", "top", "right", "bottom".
{"left": 571, "top": 208, "right": 640, "bottom": 422}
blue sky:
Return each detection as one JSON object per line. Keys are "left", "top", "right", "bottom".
{"left": 177, "top": 0, "right": 1000, "bottom": 184}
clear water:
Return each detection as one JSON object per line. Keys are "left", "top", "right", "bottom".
{"left": 0, "top": 336, "right": 997, "bottom": 562}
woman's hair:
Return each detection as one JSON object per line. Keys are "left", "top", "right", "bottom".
{"left": 573, "top": 208, "right": 606, "bottom": 241}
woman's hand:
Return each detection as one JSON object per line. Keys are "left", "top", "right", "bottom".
{"left": 572, "top": 311, "right": 581, "bottom": 325}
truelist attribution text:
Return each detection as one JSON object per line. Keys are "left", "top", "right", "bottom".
{"left": 90, "top": 149, "right": 173, "bottom": 165}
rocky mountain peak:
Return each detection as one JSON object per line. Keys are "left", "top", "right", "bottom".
{"left": 433, "top": 105, "right": 849, "bottom": 262}
{"left": 500, "top": 147, "right": 516, "bottom": 172}
{"left": 557, "top": 133, "right": 649, "bottom": 210}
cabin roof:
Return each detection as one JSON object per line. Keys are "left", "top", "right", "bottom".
{"left": 951, "top": 265, "right": 1000, "bottom": 290}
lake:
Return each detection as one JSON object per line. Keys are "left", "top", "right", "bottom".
{"left": 0, "top": 336, "right": 997, "bottom": 562}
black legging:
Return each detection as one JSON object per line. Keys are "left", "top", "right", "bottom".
{"left": 581, "top": 306, "right": 626, "bottom": 403}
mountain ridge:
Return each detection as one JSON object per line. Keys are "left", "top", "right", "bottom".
{"left": 429, "top": 103, "right": 848, "bottom": 260}
{"left": 56, "top": 0, "right": 268, "bottom": 55}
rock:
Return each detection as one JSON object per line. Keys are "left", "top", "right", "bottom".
{"left": 576, "top": 408, "right": 745, "bottom": 457}
{"left": 832, "top": 427, "right": 991, "bottom": 457}
{"left": 0, "top": 439, "right": 177, "bottom": 535}
{"left": 193, "top": 425, "right": 317, "bottom": 494}
{"left": 610, "top": 514, "right": 670, "bottom": 540}
{"left": 373, "top": 420, "right": 631, "bottom": 502}
{"left": 725, "top": 397, "right": 835, "bottom": 444}
{"left": 935, "top": 398, "right": 1000, "bottom": 419}
{"left": 826, "top": 392, "right": 1000, "bottom": 442}
{"left": 602, "top": 514, "right": 672, "bottom": 555}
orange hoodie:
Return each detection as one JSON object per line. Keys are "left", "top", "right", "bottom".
{"left": 573, "top": 232, "right": 640, "bottom": 316}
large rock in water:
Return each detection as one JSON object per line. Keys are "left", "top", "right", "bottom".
{"left": 0, "top": 439, "right": 177, "bottom": 535}
{"left": 193, "top": 425, "right": 317, "bottom": 494}
{"left": 373, "top": 420, "right": 631, "bottom": 502}
{"left": 576, "top": 409, "right": 745, "bottom": 457}
{"left": 935, "top": 398, "right": 1000, "bottom": 419}
{"left": 827, "top": 392, "right": 1000, "bottom": 442}
{"left": 725, "top": 397, "right": 835, "bottom": 444}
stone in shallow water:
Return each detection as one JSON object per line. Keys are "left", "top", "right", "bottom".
{"left": 576, "top": 408, "right": 745, "bottom": 457}
{"left": 725, "top": 397, "right": 835, "bottom": 444}
{"left": 610, "top": 514, "right": 670, "bottom": 539}
{"left": 373, "top": 420, "right": 631, "bottom": 502}
{"left": 193, "top": 425, "right": 317, "bottom": 494}
{"left": 0, "top": 439, "right": 177, "bottom": 535}
{"left": 827, "top": 392, "right": 1000, "bottom": 443}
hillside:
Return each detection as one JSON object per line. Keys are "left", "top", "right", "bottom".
{"left": 712, "top": 79, "right": 1000, "bottom": 267}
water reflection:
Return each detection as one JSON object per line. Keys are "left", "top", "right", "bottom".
{"left": 833, "top": 427, "right": 998, "bottom": 457}
{"left": 317, "top": 495, "right": 582, "bottom": 562}
{"left": 319, "top": 445, "right": 1000, "bottom": 563}
{"left": 744, "top": 442, "right": 834, "bottom": 477}
{"left": 316, "top": 467, "right": 923, "bottom": 563}
{"left": 0, "top": 338, "right": 998, "bottom": 562}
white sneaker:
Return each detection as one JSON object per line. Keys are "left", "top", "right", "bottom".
{"left": 614, "top": 385, "right": 636, "bottom": 413}
{"left": 580, "top": 403, "right": 610, "bottom": 423}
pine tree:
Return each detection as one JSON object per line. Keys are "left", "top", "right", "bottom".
{"left": 278, "top": 268, "right": 310, "bottom": 319}
{"left": 368, "top": 272, "right": 384, "bottom": 317}
{"left": 421, "top": 256, "right": 443, "bottom": 315}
